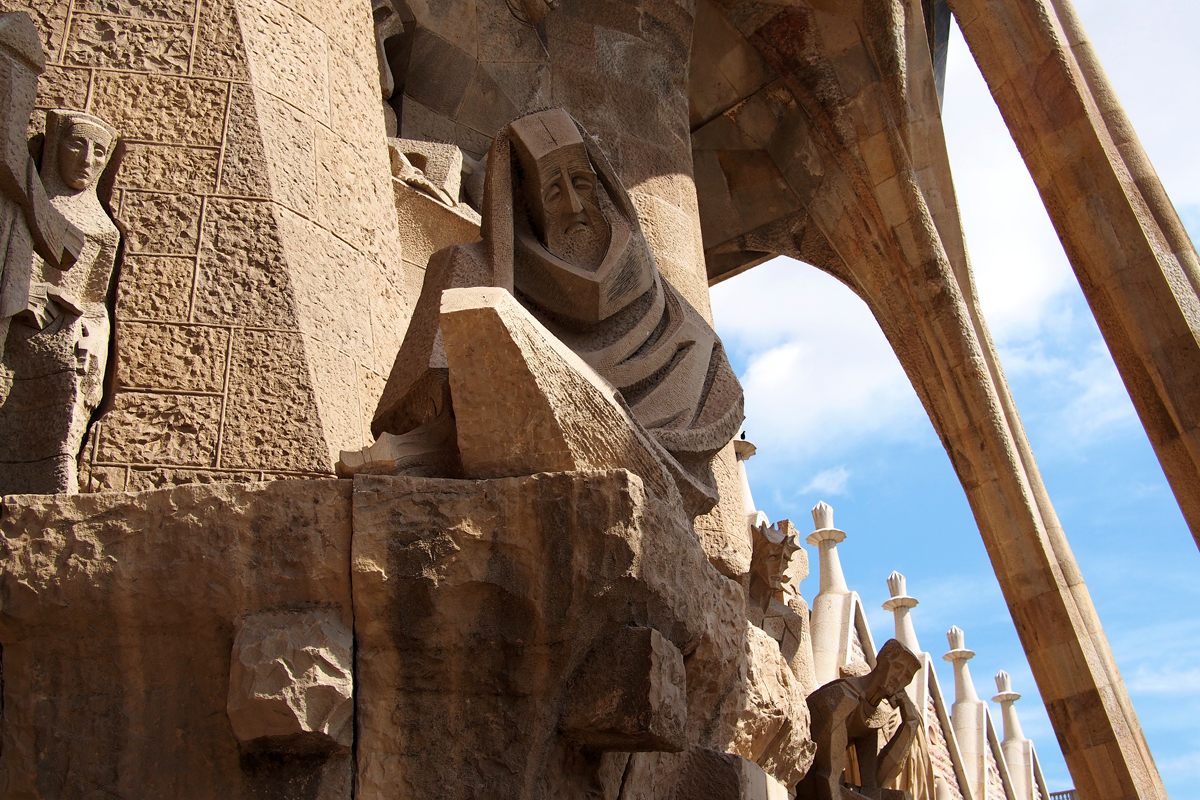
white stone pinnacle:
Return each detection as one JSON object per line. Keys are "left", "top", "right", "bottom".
{"left": 882, "top": 570, "right": 920, "bottom": 653}
{"left": 992, "top": 670, "right": 1026, "bottom": 744}
{"left": 806, "top": 501, "right": 847, "bottom": 593}
{"left": 943, "top": 626, "right": 979, "bottom": 703}
{"left": 811, "top": 500, "right": 834, "bottom": 531}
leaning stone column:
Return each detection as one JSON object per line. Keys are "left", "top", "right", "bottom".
{"left": 948, "top": 0, "right": 1200, "bottom": 557}
{"left": 944, "top": 626, "right": 987, "bottom": 800}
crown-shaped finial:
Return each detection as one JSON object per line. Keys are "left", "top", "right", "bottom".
{"left": 887, "top": 571, "right": 906, "bottom": 598}
{"left": 812, "top": 501, "right": 834, "bottom": 530}
{"left": 995, "top": 671, "right": 1011, "bottom": 693}
{"left": 947, "top": 626, "right": 965, "bottom": 650}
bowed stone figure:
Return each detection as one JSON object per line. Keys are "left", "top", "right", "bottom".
{"left": 798, "top": 639, "right": 923, "bottom": 800}
{"left": 353, "top": 108, "right": 743, "bottom": 517}
{"left": 0, "top": 109, "right": 121, "bottom": 495}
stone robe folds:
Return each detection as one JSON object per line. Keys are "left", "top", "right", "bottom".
{"left": 373, "top": 112, "right": 743, "bottom": 517}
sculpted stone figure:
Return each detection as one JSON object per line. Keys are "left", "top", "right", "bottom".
{"left": 0, "top": 109, "right": 121, "bottom": 495}
{"left": 356, "top": 108, "right": 743, "bottom": 516}
{"left": 0, "top": 12, "right": 83, "bottom": 357}
{"left": 798, "top": 639, "right": 922, "bottom": 800}
{"left": 748, "top": 518, "right": 818, "bottom": 695}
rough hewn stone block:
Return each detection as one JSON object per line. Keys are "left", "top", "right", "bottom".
{"left": 352, "top": 470, "right": 745, "bottom": 800}
{"left": 118, "top": 143, "right": 221, "bottom": 193}
{"left": 75, "top": 0, "right": 195, "bottom": 22}
{"left": 237, "top": 0, "right": 329, "bottom": 123}
{"left": 97, "top": 391, "right": 221, "bottom": 466}
{"left": 90, "top": 72, "right": 228, "bottom": 146}
{"left": 33, "top": 64, "right": 88, "bottom": 111}
{"left": 220, "top": 329, "right": 331, "bottom": 473}
{"left": 118, "top": 321, "right": 228, "bottom": 392}
{"left": 116, "top": 254, "right": 194, "bottom": 321}
{"left": 193, "top": 198, "right": 297, "bottom": 327}
{"left": 0, "top": 480, "right": 353, "bottom": 798}
{"left": 121, "top": 190, "right": 202, "bottom": 254}
{"left": 191, "top": 0, "right": 249, "bottom": 79}
{"left": 217, "top": 83, "right": 270, "bottom": 197}
{"left": 126, "top": 465, "right": 255, "bottom": 490}
{"left": 64, "top": 14, "right": 192, "bottom": 73}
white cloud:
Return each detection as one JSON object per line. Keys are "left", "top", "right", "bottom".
{"left": 1127, "top": 665, "right": 1200, "bottom": 695}
{"left": 942, "top": 24, "right": 1077, "bottom": 345}
{"left": 799, "top": 466, "right": 850, "bottom": 496}
{"left": 712, "top": 260, "right": 926, "bottom": 459}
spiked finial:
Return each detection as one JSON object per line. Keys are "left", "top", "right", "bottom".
{"left": 887, "top": 571, "right": 906, "bottom": 598}
{"left": 812, "top": 501, "right": 834, "bottom": 530}
{"left": 995, "top": 671, "right": 1012, "bottom": 693}
{"left": 947, "top": 625, "right": 965, "bottom": 651}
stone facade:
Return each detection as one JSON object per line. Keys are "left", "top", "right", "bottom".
{"left": 0, "top": 0, "right": 1192, "bottom": 796}
{"left": 3, "top": 0, "right": 416, "bottom": 490}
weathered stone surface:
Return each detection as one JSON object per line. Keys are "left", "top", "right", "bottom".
{"left": 89, "top": 73, "right": 227, "bottom": 146}
{"left": 721, "top": 624, "right": 816, "bottom": 789}
{"left": 0, "top": 479, "right": 354, "bottom": 798}
{"left": 561, "top": 626, "right": 688, "bottom": 753}
{"left": 96, "top": 391, "right": 221, "bottom": 466}
{"left": 228, "top": 609, "right": 354, "bottom": 752}
{"left": 351, "top": 469, "right": 746, "bottom": 800}
{"left": 118, "top": 321, "right": 228, "bottom": 392}
{"left": 115, "top": 254, "right": 194, "bottom": 321}
{"left": 118, "top": 142, "right": 220, "bottom": 193}
{"left": 440, "top": 286, "right": 678, "bottom": 505}
{"left": 63, "top": 15, "right": 192, "bottom": 72}
{"left": 121, "top": 189, "right": 202, "bottom": 254}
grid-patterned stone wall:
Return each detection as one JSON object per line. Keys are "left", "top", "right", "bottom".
{"left": 8, "top": 0, "right": 414, "bottom": 490}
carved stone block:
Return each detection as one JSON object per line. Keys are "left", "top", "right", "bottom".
{"left": 228, "top": 609, "right": 354, "bottom": 753}
{"left": 561, "top": 626, "right": 687, "bottom": 753}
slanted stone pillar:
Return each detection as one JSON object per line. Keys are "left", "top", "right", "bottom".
{"left": 944, "top": 626, "right": 987, "bottom": 800}
{"left": 807, "top": 501, "right": 854, "bottom": 686}
{"left": 993, "top": 671, "right": 1036, "bottom": 800}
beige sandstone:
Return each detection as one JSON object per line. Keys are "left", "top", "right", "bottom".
{"left": 0, "top": 0, "right": 1189, "bottom": 794}
{"left": 350, "top": 469, "right": 754, "bottom": 798}
{"left": 228, "top": 609, "right": 356, "bottom": 753}
{"left": 0, "top": 479, "right": 354, "bottom": 798}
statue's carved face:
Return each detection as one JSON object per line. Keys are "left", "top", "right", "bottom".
{"left": 755, "top": 543, "right": 788, "bottom": 589}
{"left": 527, "top": 144, "right": 610, "bottom": 268}
{"left": 59, "top": 125, "right": 112, "bottom": 191}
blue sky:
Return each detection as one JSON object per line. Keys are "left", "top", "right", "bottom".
{"left": 709, "top": 0, "right": 1200, "bottom": 793}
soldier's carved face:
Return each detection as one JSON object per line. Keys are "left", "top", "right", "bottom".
{"left": 529, "top": 145, "right": 611, "bottom": 268}
{"left": 757, "top": 545, "right": 787, "bottom": 589}
{"left": 59, "top": 125, "right": 112, "bottom": 191}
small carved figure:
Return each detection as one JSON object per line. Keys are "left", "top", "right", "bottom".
{"left": 0, "top": 12, "right": 83, "bottom": 357}
{"left": 748, "top": 518, "right": 817, "bottom": 694}
{"left": 0, "top": 109, "right": 121, "bottom": 495}
{"left": 359, "top": 108, "right": 743, "bottom": 516}
{"left": 798, "top": 639, "right": 922, "bottom": 800}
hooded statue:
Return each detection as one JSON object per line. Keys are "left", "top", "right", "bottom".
{"left": 0, "top": 109, "right": 122, "bottom": 494}
{"left": 365, "top": 108, "right": 743, "bottom": 516}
